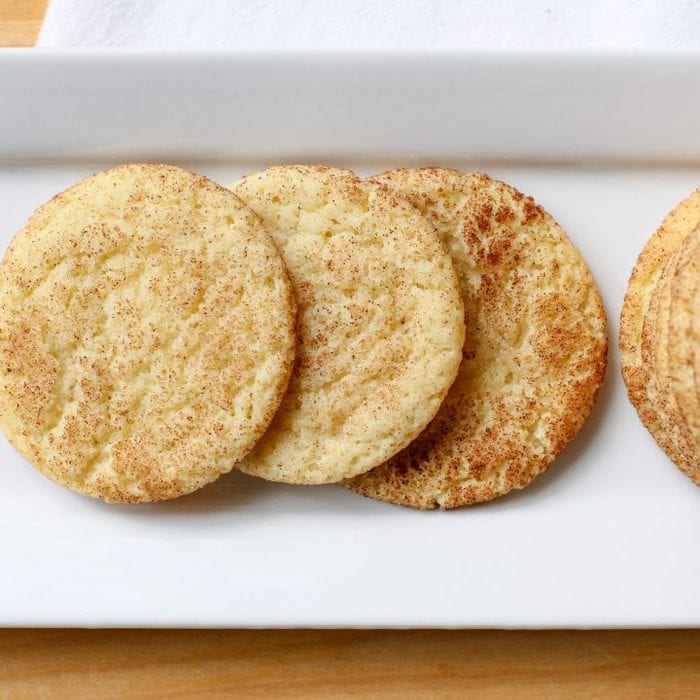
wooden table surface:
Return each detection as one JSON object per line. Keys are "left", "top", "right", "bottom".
{"left": 1, "top": 1, "right": 699, "bottom": 697}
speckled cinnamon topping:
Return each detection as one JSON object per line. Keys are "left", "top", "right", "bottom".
{"left": 667, "top": 231, "right": 700, "bottom": 461}
{"left": 0, "top": 164, "right": 297, "bottom": 502}
{"left": 346, "top": 168, "right": 608, "bottom": 509}
{"left": 622, "top": 187, "right": 700, "bottom": 483}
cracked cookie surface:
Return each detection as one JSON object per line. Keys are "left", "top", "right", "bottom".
{"left": 0, "top": 164, "right": 296, "bottom": 502}
{"left": 346, "top": 169, "right": 607, "bottom": 508}
{"left": 231, "top": 165, "right": 465, "bottom": 484}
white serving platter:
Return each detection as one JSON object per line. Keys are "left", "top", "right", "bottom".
{"left": 0, "top": 50, "right": 699, "bottom": 628}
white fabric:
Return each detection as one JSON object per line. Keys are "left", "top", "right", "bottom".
{"left": 37, "top": 0, "right": 700, "bottom": 49}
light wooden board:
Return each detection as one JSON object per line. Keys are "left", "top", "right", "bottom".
{"left": 0, "top": 0, "right": 46, "bottom": 46}
{"left": 2, "top": 629, "right": 700, "bottom": 698}
{"left": 0, "top": 2, "right": 699, "bottom": 698}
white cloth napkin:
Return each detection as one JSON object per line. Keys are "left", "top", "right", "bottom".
{"left": 37, "top": 0, "right": 700, "bottom": 49}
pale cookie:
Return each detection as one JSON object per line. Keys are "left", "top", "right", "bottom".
{"left": 347, "top": 169, "right": 607, "bottom": 509}
{"left": 231, "top": 165, "right": 465, "bottom": 484}
{"left": 0, "top": 164, "right": 296, "bottom": 503}
{"left": 621, "top": 189, "right": 700, "bottom": 479}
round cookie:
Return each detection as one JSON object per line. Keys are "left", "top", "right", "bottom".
{"left": 0, "top": 164, "right": 297, "bottom": 503}
{"left": 231, "top": 165, "right": 465, "bottom": 484}
{"left": 640, "top": 228, "right": 697, "bottom": 478}
{"left": 620, "top": 189, "right": 700, "bottom": 478}
{"left": 346, "top": 168, "right": 607, "bottom": 509}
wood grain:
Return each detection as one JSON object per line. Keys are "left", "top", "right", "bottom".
{"left": 0, "top": 0, "right": 46, "bottom": 46}
{"left": 0, "top": 3, "right": 699, "bottom": 700}
{"left": 1, "top": 629, "right": 699, "bottom": 699}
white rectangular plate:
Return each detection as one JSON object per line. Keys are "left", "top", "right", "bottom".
{"left": 0, "top": 50, "right": 699, "bottom": 628}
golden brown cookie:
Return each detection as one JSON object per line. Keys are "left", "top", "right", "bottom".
{"left": 641, "top": 227, "right": 697, "bottom": 478}
{"left": 0, "top": 164, "right": 297, "bottom": 502}
{"left": 346, "top": 168, "right": 607, "bottom": 509}
{"left": 231, "top": 165, "right": 465, "bottom": 484}
{"left": 668, "top": 231, "right": 700, "bottom": 459}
